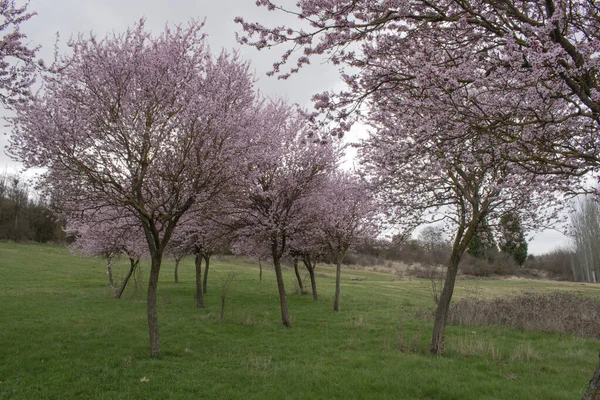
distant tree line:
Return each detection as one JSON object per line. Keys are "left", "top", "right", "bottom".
{"left": 343, "top": 197, "right": 600, "bottom": 284}
{"left": 346, "top": 215, "right": 532, "bottom": 270}
{"left": 342, "top": 217, "right": 580, "bottom": 282}
{"left": 0, "top": 173, "right": 62, "bottom": 242}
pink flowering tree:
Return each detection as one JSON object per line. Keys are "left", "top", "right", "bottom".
{"left": 286, "top": 170, "right": 377, "bottom": 305}
{"left": 165, "top": 234, "right": 190, "bottom": 284}
{"left": 232, "top": 101, "right": 339, "bottom": 327}
{"left": 69, "top": 217, "right": 122, "bottom": 288}
{"left": 67, "top": 208, "right": 147, "bottom": 299}
{"left": 171, "top": 211, "right": 234, "bottom": 308}
{"left": 0, "top": 0, "right": 38, "bottom": 106}
{"left": 288, "top": 233, "right": 326, "bottom": 301}
{"left": 195, "top": 220, "right": 233, "bottom": 295}
{"left": 168, "top": 219, "right": 208, "bottom": 309}
{"left": 231, "top": 235, "right": 272, "bottom": 283}
{"left": 316, "top": 171, "right": 378, "bottom": 311}
{"left": 359, "top": 110, "right": 578, "bottom": 353}
{"left": 9, "top": 21, "right": 258, "bottom": 357}
{"left": 236, "top": 1, "right": 599, "bottom": 173}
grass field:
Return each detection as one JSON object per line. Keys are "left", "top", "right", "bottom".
{"left": 1, "top": 242, "right": 598, "bottom": 399}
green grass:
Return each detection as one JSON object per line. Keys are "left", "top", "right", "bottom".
{"left": 0, "top": 242, "right": 598, "bottom": 399}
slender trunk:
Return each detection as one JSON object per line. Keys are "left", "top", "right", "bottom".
{"left": 293, "top": 258, "right": 304, "bottom": 292}
{"left": 303, "top": 257, "right": 318, "bottom": 301}
{"left": 116, "top": 258, "right": 138, "bottom": 299}
{"left": 588, "top": 229, "right": 596, "bottom": 282}
{"left": 195, "top": 252, "right": 205, "bottom": 308}
{"left": 429, "top": 205, "right": 482, "bottom": 356}
{"left": 584, "top": 237, "right": 592, "bottom": 282}
{"left": 259, "top": 259, "right": 263, "bottom": 283}
{"left": 133, "top": 260, "right": 142, "bottom": 296}
{"left": 202, "top": 253, "right": 210, "bottom": 294}
{"left": 308, "top": 267, "right": 318, "bottom": 301}
{"left": 430, "top": 253, "right": 461, "bottom": 355}
{"left": 584, "top": 353, "right": 600, "bottom": 400}
{"left": 148, "top": 253, "right": 162, "bottom": 358}
{"left": 575, "top": 234, "right": 583, "bottom": 281}
{"left": 106, "top": 257, "right": 115, "bottom": 288}
{"left": 333, "top": 256, "right": 342, "bottom": 312}
{"left": 273, "top": 255, "right": 292, "bottom": 327}
{"left": 174, "top": 258, "right": 180, "bottom": 284}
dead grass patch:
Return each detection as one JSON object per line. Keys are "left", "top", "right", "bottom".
{"left": 449, "top": 292, "right": 600, "bottom": 339}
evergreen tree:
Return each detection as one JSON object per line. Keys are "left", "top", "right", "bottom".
{"left": 499, "top": 213, "right": 528, "bottom": 266}
{"left": 467, "top": 219, "right": 497, "bottom": 261}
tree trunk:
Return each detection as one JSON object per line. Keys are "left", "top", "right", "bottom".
{"left": 333, "top": 257, "right": 341, "bottom": 312}
{"left": 106, "top": 257, "right": 115, "bottom": 288}
{"left": 293, "top": 258, "right": 304, "bottom": 291}
{"left": 259, "top": 259, "right": 263, "bottom": 283}
{"left": 194, "top": 252, "right": 205, "bottom": 308}
{"left": 115, "top": 258, "right": 138, "bottom": 299}
{"left": 308, "top": 267, "right": 318, "bottom": 301}
{"left": 273, "top": 255, "right": 292, "bottom": 327}
{"left": 430, "top": 251, "right": 461, "bottom": 355}
{"left": 584, "top": 353, "right": 600, "bottom": 400}
{"left": 202, "top": 253, "right": 210, "bottom": 294}
{"left": 429, "top": 209, "right": 483, "bottom": 356}
{"left": 148, "top": 253, "right": 162, "bottom": 358}
{"left": 303, "top": 257, "right": 318, "bottom": 301}
{"left": 174, "top": 258, "right": 180, "bottom": 284}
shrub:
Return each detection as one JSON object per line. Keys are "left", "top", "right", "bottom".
{"left": 459, "top": 254, "right": 495, "bottom": 277}
{"left": 525, "top": 249, "right": 574, "bottom": 281}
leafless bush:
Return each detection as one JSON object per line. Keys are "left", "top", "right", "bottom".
{"left": 292, "top": 275, "right": 309, "bottom": 295}
{"left": 343, "top": 236, "right": 451, "bottom": 268}
{"left": 457, "top": 256, "right": 493, "bottom": 277}
{"left": 459, "top": 252, "right": 519, "bottom": 277}
{"left": 449, "top": 292, "right": 600, "bottom": 339}
{"left": 525, "top": 249, "right": 574, "bottom": 281}
{"left": 349, "top": 313, "right": 368, "bottom": 329}
{"left": 342, "top": 251, "right": 385, "bottom": 267}
{"left": 397, "top": 320, "right": 424, "bottom": 353}
{"left": 404, "top": 263, "right": 446, "bottom": 304}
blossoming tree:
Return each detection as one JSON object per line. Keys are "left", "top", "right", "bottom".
{"left": 0, "top": 0, "right": 38, "bottom": 106}
{"left": 310, "top": 171, "right": 377, "bottom": 311}
{"left": 360, "top": 109, "right": 576, "bottom": 354}
{"left": 9, "top": 20, "right": 259, "bottom": 357}
{"left": 232, "top": 101, "right": 339, "bottom": 327}
{"left": 68, "top": 208, "right": 147, "bottom": 299}
{"left": 237, "top": 1, "right": 599, "bottom": 173}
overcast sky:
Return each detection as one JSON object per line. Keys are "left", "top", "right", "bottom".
{"left": 1, "top": 0, "right": 570, "bottom": 255}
